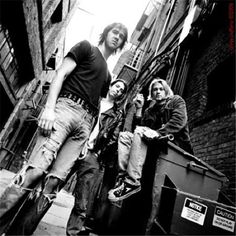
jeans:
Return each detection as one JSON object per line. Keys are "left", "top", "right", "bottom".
{"left": 118, "top": 128, "right": 148, "bottom": 186}
{"left": 29, "top": 97, "right": 94, "bottom": 181}
{"left": 66, "top": 151, "right": 100, "bottom": 236}
{"left": 0, "top": 97, "right": 94, "bottom": 233}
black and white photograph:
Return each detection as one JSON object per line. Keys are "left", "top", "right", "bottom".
{"left": 0, "top": 0, "right": 235, "bottom": 235}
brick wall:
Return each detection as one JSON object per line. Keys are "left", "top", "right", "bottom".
{"left": 183, "top": 4, "right": 235, "bottom": 202}
{"left": 190, "top": 112, "right": 235, "bottom": 201}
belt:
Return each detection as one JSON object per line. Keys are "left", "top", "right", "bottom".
{"left": 59, "top": 92, "right": 97, "bottom": 117}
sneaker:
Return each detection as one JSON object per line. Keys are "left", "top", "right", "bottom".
{"left": 77, "top": 226, "right": 90, "bottom": 235}
{"left": 108, "top": 181, "right": 141, "bottom": 202}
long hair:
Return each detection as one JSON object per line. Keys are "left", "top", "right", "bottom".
{"left": 147, "top": 78, "right": 174, "bottom": 100}
{"left": 98, "top": 22, "right": 128, "bottom": 53}
{"left": 110, "top": 79, "right": 128, "bottom": 110}
{"left": 110, "top": 79, "right": 128, "bottom": 100}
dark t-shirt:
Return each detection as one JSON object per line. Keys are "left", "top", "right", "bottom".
{"left": 61, "top": 40, "right": 111, "bottom": 110}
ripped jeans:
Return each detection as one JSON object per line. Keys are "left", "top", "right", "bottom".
{"left": 0, "top": 97, "right": 94, "bottom": 222}
{"left": 29, "top": 97, "right": 94, "bottom": 182}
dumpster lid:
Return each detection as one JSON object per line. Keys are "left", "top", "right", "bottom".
{"left": 167, "top": 141, "right": 227, "bottom": 179}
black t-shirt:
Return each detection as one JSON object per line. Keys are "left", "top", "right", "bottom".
{"left": 61, "top": 40, "right": 111, "bottom": 110}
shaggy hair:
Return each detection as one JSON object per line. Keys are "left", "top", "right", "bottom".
{"left": 110, "top": 79, "right": 128, "bottom": 100}
{"left": 147, "top": 78, "right": 174, "bottom": 100}
{"left": 98, "top": 22, "right": 128, "bottom": 53}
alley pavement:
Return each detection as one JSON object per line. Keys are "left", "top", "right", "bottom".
{"left": 0, "top": 169, "right": 74, "bottom": 236}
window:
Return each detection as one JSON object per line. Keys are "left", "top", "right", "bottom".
{"left": 0, "top": 26, "right": 20, "bottom": 94}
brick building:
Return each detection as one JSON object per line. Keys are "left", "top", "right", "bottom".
{"left": 183, "top": 2, "right": 235, "bottom": 201}
{"left": 0, "top": 0, "right": 81, "bottom": 172}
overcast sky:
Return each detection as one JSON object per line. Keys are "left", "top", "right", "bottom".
{"left": 65, "top": 0, "right": 151, "bottom": 71}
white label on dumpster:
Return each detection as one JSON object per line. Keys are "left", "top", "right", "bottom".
{"left": 181, "top": 198, "right": 207, "bottom": 226}
{"left": 212, "top": 206, "right": 235, "bottom": 232}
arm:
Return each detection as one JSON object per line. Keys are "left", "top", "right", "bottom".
{"left": 158, "top": 96, "right": 188, "bottom": 135}
{"left": 94, "top": 111, "right": 125, "bottom": 155}
{"left": 38, "top": 57, "right": 76, "bottom": 136}
{"left": 105, "top": 113, "right": 124, "bottom": 150}
{"left": 132, "top": 93, "right": 145, "bottom": 127}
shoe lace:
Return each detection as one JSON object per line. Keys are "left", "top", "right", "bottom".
{"left": 114, "top": 183, "right": 125, "bottom": 196}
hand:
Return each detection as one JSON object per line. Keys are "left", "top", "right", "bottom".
{"left": 133, "top": 93, "right": 144, "bottom": 109}
{"left": 135, "top": 126, "right": 147, "bottom": 136}
{"left": 38, "top": 107, "right": 56, "bottom": 136}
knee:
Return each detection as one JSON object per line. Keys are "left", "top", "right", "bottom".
{"left": 21, "top": 167, "right": 44, "bottom": 188}
{"left": 119, "top": 131, "right": 131, "bottom": 139}
{"left": 43, "top": 176, "right": 61, "bottom": 194}
{"left": 134, "top": 128, "right": 145, "bottom": 140}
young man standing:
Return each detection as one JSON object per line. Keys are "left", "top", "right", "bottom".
{"left": 0, "top": 22, "right": 128, "bottom": 235}
{"left": 66, "top": 79, "right": 127, "bottom": 236}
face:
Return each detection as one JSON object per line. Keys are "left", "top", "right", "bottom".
{"left": 109, "top": 81, "right": 125, "bottom": 100}
{"left": 152, "top": 82, "right": 166, "bottom": 101}
{"left": 105, "top": 27, "right": 126, "bottom": 51}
